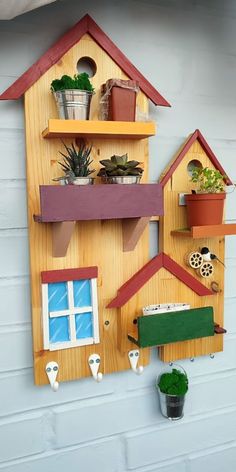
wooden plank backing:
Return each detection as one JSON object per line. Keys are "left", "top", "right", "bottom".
{"left": 24, "top": 33, "right": 152, "bottom": 385}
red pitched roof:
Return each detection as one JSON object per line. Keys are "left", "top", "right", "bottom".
{"left": 160, "top": 129, "right": 233, "bottom": 186}
{"left": 107, "top": 252, "right": 213, "bottom": 308}
{"left": 0, "top": 14, "right": 170, "bottom": 107}
{"left": 41, "top": 266, "right": 98, "bottom": 283}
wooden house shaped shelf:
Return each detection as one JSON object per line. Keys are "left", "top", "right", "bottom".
{"left": 2, "top": 10, "right": 231, "bottom": 384}
{"left": 0, "top": 13, "right": 170, "bottom": 384}
{"left": 157, "top": 129, "right": 233, "bottom": 361}
{"left": 42, "top": 119, "right": 156, "bottom": 139}
{"left": 107, "top": 252, "right": 219, "bottom": 356}
{"left": 34, "top": 183, "right": 163, "bottom": 256}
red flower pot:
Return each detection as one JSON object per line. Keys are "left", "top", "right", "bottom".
{"left": 108, "top": 86, "right": 136, "bottom": 121}
{"left": 185, "top": 193, "right": 226, "bottom": 227}
{"left": 101, "top": 79, "right": 139, "bottom": 122}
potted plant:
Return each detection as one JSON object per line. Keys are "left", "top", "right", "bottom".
{"left": 97, "top": 153, "right": 143, "bottom": 184}
{"left": 54, "top": 140, "right": 95, "bottom": 185}
{"left": 157, "top": 367, "right": 188, "bottom": 420}
{"left": 185, "top": 167, "right": 226, "bottom": 226}
{"left": 50, "top": 73, "right": 94, "bottom": 120}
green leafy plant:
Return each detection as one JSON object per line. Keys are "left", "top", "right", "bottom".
{"left": 57, "top": 140, "right": 95, "bottom": 180}
{"left": 97, "top": 153, "right": 144, "bottom": 177}
{"left": 51, "top": 73, "right": 94, "bottom": 92}
{"left": 191, "top": 167, "right": 226, "bottom": 193}
{"left": 158, "top": 368, "right": 188, "bottom": 396}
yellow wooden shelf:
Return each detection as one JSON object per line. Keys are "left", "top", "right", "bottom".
{"left": 42, "top": 119, "right": 156, "bottom": 139}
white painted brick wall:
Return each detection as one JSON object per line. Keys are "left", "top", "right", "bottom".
{"left": 125, "top": 409, "right": 236, "bottom": 469}
{"left": 0, "top": 413, "right": 45, "bottom": 462}
{"left": 54, "top": 390, "right": 160, "bottom": 448}
{"left": 0, "top": 1, "right": 236, "bottom": 471}
{"left": 189, "top": 443, "right": 236, "bottom": 472}
{"left": 0, "top": 438, "right": 123, "bottom": 472}
{"left": 0, "top": 277, "right": 30, "bottom": 326}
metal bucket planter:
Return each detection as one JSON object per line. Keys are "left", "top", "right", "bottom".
{"left": 70, "top": 177, "right": 94, "bottom": 186}
{"left": 157, "top": 365, "right": 188, "bottom": 421}
{"left": 158, "top": 390, "right": 186, "bottom": 421}
{"left": 53, "top": 90, "right": 94, "bottom": 120}
{"left": 103, "top": 176, "right": 141, "bottom": 184}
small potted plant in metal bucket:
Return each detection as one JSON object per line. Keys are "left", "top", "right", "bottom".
{"left": 185, "top": 167, "right": 226, "bottom": 227}
{"left": 54, "top": 140, "right": 95, "bottom": 185}
{"left": 51, "top": 73, "right": 94, "bottom": 120}
{"left": 97, "top": 153, "right": 143, "bottom": 184}
{"left": 157, "top": 366, "right": 188, "bottom": 420}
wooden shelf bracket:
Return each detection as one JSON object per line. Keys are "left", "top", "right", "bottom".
{"left": 122, "top": 217, "right": 150, "bottom": 252}
{"left": 52, "top": 221, "right": 76, "bottom": 257}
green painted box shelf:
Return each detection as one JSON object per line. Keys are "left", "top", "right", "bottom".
{"left": 128, "top": 306, "right": 214, "bottom": 348}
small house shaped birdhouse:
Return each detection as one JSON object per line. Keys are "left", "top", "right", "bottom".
{"left": 107, "top": 252, "right": 222, "bottom": 358}
{"left": 158, "top": 130, "right": 234, "bottom": 362}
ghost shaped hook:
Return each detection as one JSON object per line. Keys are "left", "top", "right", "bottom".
{"left": 88, "top": 354, "right": 103, "bottom": 382}
{"left": 128, "top": 349, "right": 144, "bottom": 375}
{"left": 45, "top": 361, "right": 59, "bottom": 392}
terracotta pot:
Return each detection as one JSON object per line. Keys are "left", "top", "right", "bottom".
{"left": 108, "top": 86, "right": 136, "bottom": 121}
{"left": 185, "top": 193, "right": 226, "bottom": 227}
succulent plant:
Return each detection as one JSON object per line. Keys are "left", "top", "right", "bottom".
{"left": 51, "top": 73, "right": 94, "bottom": 92}
{"left": 97, "top": 154, "right": 143, "bottom": 177}
{"left": 57, "top": 140, "right": 95, "bottom": 181}
{"left": 158, "top": 368, "right": 188, "bottom": 396}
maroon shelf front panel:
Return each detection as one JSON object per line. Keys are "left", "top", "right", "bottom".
{"left": 34, "top": 184, "right": 163, "bottom": 222}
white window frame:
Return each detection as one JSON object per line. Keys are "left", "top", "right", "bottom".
{"left": 42, "top": 278, "right": 99, "bottom": 351}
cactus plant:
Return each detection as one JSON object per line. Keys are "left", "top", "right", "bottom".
{"left": 97, "top": 154, "right": 143, "bottom": 178}
{"left": 57, "top": 140, "right": 95, "bottom": 182}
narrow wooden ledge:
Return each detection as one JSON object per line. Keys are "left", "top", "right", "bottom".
{"left": 42, "top": 119, "right": 156, "bottom": 139}
{"left": 171, "top": 223, "right": 236, "bottom": 239}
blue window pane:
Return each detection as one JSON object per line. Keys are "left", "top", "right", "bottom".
{"left": 49, "top": 316, "right": 70, "bottom": 343}
{"left": 48, "top": 282, "right": 68, "bottom": 312}
{"left": 75, "top": 312, "right": 93, "bottom": 339}
{"left": 73, "top": 279, "right": 91, "bottom": 307}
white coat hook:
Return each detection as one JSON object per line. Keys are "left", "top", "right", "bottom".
{"left": 128, "top": 349, "right": 144, "bottom": 375}
{"left": 45, "top": 361, "right": 59, "bottom": 392}
{"left": 88, "top": 354, "right": 103, "bottom": 382}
